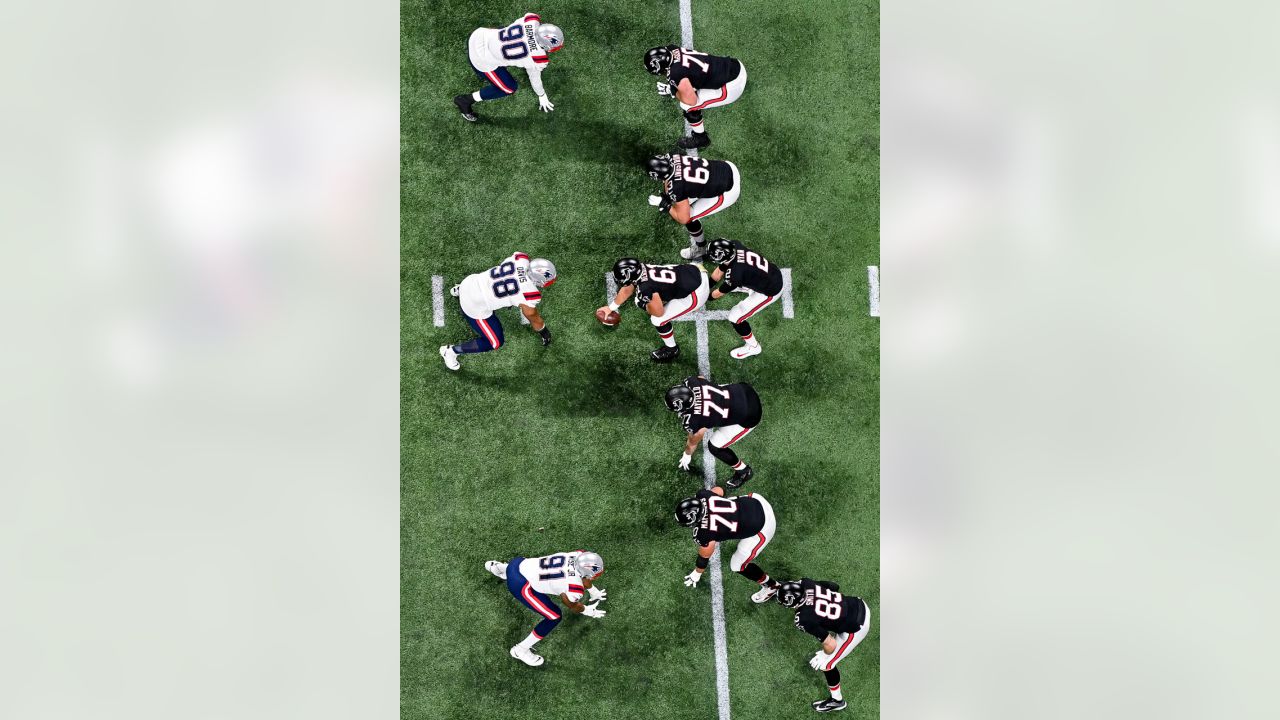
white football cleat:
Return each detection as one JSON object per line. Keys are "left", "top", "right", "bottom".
{"left": 510, "top": 645, "right": 545, "bottom": 667}
{"left": 679, "top": 246, "right": 703, "bottom": 260}
{"left": 484, "top": 561, "right": 507, "bottom": 579}
{"left": 730, "top": 343, "right": 762, "bottom": 360}
{"left": 751, "top": 585, "right": 778, "bottom": 603}
{"left": 440, "top": 345, "right": 460, "bottom": 371}
{"left": 449, "top": 284, "right": 460, "bottom": 297}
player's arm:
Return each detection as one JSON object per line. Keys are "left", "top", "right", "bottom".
{"left": 558, "top": 593, "right": 586, "bottom": 613}
{"left": 676, "top": 78, "right": 697, "bottom": 105}
{"left": 606, "top": 283, "right": 635, "bottom": 311}
{"left": 520, "top": 303, "right": 545, "bottom": 331}
{"left": 669, "top": 199, "right": 691, "bottom": 224}
{"left": 683, "top": 427, "right": 707, "bottom": 455}
{"left": 710, "top": 267, "right": 725, "bottom": 283}
{"left": 693, "top": 541, "right": 716, "bottom": 576}
{"left": 646, "top": 293, "right": 665, "bottom": 317}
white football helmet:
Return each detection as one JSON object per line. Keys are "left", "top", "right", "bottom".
{"left": 529, "top": 258, "right": 557, "bottom": 287}
{"left": 536, "top": 23, "right": 564, "bottom": 52}
{"left": 574, "top": 551, "right": 604, "bottom": 579}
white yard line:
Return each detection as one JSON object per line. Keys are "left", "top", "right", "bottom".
{"left": 867, "top": 265, "right": 880, "bottom": 317}
{"left": 780, "top": 268, "right": 795, "bottom": 319}
{"left": 432, "top": 275, "right": 445, "bottom": 327}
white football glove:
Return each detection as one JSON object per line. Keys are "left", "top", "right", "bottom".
{"left": 582, "top": 601, "right": 606, "bottom": 619}
{"left": 587, "top": 586, "right": 607, "bottom": 602}
{"left": 678, "top": 452, "right": 693, "bottom": 470}
{"left": 648, "top": 194, "right": 663, "bottom": 207}
{"left": 538, "top": 95, "right": 555, "bottom": 112}
{"left": 809, "top": 651, "right": 832, "bottom": 670}
{"left": 657, "top": 82, "right": 674, "bottom": 97}
{"left": 684, "top": 570, "right": 702, "bottom": 587}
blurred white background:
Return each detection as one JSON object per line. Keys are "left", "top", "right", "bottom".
{"left": 2, "top": 0, "right": 1278, "bottom": 718}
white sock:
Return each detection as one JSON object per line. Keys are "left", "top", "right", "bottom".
{"left": 471, "top": 91, "right": 483, "bottom": 102}
{"left": 829, "top": 684, "right": 843, "bottom": 701}
{"left": 662, "top": 336, "right": 677, "bottom": 348}
{"left": 691, "top": 122, "right": 705, "bottom": 134}
{"left": 742, "top": 333, "right": 759, "bottom": 348}
{"left": 518, "top": 632, "right": 540, "bottom": 650}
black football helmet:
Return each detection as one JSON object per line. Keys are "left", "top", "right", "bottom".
{"left": 612, "top": 257, "right": 643, "bottom": 286}
{"left": 665, "top": 384, "right": 694, "bottom": 412}
{"left": 648, "top": 154, "right": 675, "bottom": 181}
{"left": 706, "top": 238, "right": 736, "bottom": 265}
{"left": 644, "top": 46, "right": 673, "bottom": 75}
{"left": 674, "top": 496, "right": 704, "bottom": 527}
{"left": 776, "top": 580, "right": 806, "bottom": 608}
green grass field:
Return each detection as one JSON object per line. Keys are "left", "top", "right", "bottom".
{"left": 402, "top": 1, "right": 879, "bottom": 717}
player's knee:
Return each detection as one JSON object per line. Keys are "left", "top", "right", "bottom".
{"left": 683, "top": 109, "right": 704, "bottom": 124}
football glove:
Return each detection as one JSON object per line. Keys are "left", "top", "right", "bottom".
{"left": 809, "top": 651, "right": 833, "bottom": 670}
{"left": 538, "top": 95, "right": 555, "bottom": 112}
{"left": 684, "top": 570, "right": 702, "bottom": 587}
{"left": 657, "top": 81, "right": 674, "bottom": 97}
{"left": 587, "top": 586, "right": 606, "bottom": 602}
{"left": 582, "top": 602, "right": 606, "bottom": 619}
{"left": 539, "top": 326, "right": 552, "bottom": 346}
{"left": 658, "top": 193, "right": 675, "bottom": 213}
{"left": 648, "top": 194, "right": 664, "bottom": 207}
{"left": 678, "top": 452, "right": 693, "bottom": 470}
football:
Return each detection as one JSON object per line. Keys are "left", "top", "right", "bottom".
{"left": 596, "top": 308, "right": 621, "bottom": 327}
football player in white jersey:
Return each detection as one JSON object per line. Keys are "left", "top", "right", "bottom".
{"left": 454, "top": 13, "right": 565, "bottom": 122}
{"left": 440, "top": 253, "right": 556, "bottom": 371}
{"left": 485, "top": 551, "right": 606, "bottom": 666}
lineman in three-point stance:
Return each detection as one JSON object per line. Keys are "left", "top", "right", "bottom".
{"left": 674, "top": 486, "right": 779, "bottom": 601}
{"left": 484, "top": 551, "right": 607, "bottom": 667}
{"left": 455, "top": 12, "right": 564, "bottom": 122}
{"left": 666, "top": 375, "right": 762, "bottom": 488}
{"left": 441, "top": 252, "right": 555, "bottom": 371}
{"left": 600, "top": 258, "right": 709, "bottom": 362}
{"left": 646, "top": 153, "right": 741, "bottom": 260}
{"left": 644, "top": 45, "right": 748, "bottom": 150}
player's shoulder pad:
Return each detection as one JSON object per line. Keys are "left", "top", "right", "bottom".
{"left": 816, "top": 579, "right": 842, "bottom": 592}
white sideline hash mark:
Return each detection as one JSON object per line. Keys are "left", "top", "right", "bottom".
{"left": 432, "top": 275, "right": 445, "bottom": 327}
{"left": 868, "top": 265, "right": 880, "bottom": 317}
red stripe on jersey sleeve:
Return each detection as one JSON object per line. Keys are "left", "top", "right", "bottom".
{"left": 513, "top": 252, "right": 530, "bottom": 261}
{"left": 523, "top": 292, "right": 541, "bottom": 299}
{"left": 524, "top": 13, "right": 540, "bottom": 22}
{"left": 533, "top": 55, "right": 549, "bottom": 63}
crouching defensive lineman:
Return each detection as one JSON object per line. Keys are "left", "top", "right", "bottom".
{"left": 675, "top": 487, "right": 779, "bottom": 601}
{"left": 776, "top": 579, "right": 873, "bottom": 713}
{"left": 484, "top": 550, "right": 606, "bottom": 667}
{"left": 441, "top": 252, "right": 555, "bottom": 370}
{"left": 455, "top": 12, "right": 564, "bottom": 121}
{"left": 599, "top": 258, "right": 708, "bottom": 362}
{"left": 667, "top": 375, "right": 761, "bottom": 488}
{"left": 646, "top": 153, "right": 740, "bottom": 260}
{"left": 706, "top": 238, "right": 785, "bottom": 359}
{"left": 644, "top": 45, "right": 747, "bottom": 150}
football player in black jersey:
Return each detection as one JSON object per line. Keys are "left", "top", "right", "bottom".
{"left": 644, "top": 45, "right": 748, "bottom": 150}
{"left": 666, "top": 376, "right": 761, "bottom": 488}
{"left": 776, "top": 579, "right": 873, "bottom": 713}
{"left": 647, "top": 153, "right": 741, "bottom": 261}
{"left": 706, "top": 238, "right": 785, "bottom": 359}
{"left": 674, "top": 486, "right": 780, "bottom": 602}
{"left": 599, "top": 258, "right": 709, "bottom": 362}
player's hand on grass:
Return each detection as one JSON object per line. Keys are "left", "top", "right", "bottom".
{"left": 538, "top": 95, "right": 555, "bottom": 112}
{"left": 678, "top": 452, "right": 693, "bottom": 471}
{"left": 587, "top": 586, "right": 606, "bottom": 602}
{"left": 657, "top": 82, "right": 674, "bottom": 97}
{"left": 809, "top": 651, "right": 832, "bottom": 670}
{"left": 582, "top": 602, "right": 606, "bottom": 618}
{"left": 684, "top": 570, "right": 702, "bottom": 587}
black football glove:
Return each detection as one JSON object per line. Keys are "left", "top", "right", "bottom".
{"left": 657, "top": 192, "right": 675, "bottom": 213}
{"left": 634, "top": 292, "right": 652, "bottom": 309}
{"left": 539, "top": 327, "right": 552, "bottom": 346}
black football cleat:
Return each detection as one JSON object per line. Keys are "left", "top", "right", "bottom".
{"left": 725, "top": 464, "right": 753, "bottom": 489}
{"left": 651, "top": 345, "right": 680, "bottom": 362}
{"left": 813, "top": 698, "right": 848, "bottom": 713}
{"left": 677, "top": 132, "right": 711, "bottom": 150}
{"left": 454, "top": 95, "right": 478, "bottom": 122}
